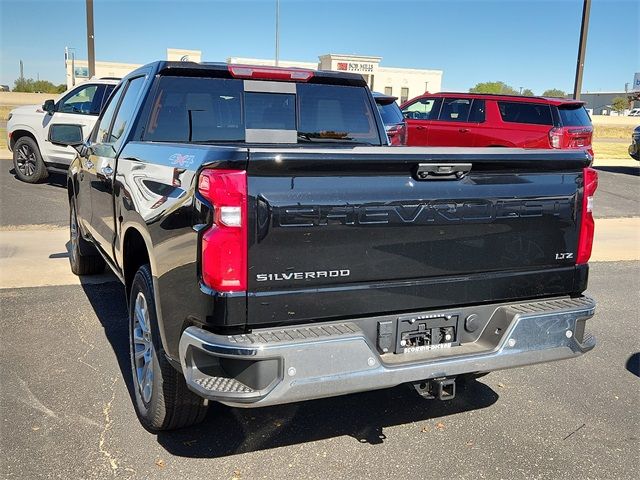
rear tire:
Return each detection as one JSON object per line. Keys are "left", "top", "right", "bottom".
{"left": 12, "top": 136, "right": 48, "bottom": 183}
{"left": 129, "top": 265, "right": 208, "bottom": 431}
{"left": 69, "top": 201, "right": 105, "bottom": 275}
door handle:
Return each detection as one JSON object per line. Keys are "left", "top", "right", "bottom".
{"left": 459, "top": 128, "right": 469, "bottom": 133}
{"left": 101, "top": 166, "right": 114, "bottom": 177}
{"left": 416, "top": 126, "right": 426, "bottom": 131}
{"left": 416, "top": 163, "right": 472, "bottom": 181}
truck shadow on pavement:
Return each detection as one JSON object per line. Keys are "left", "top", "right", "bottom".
{"left": 79, "top": 279, "right": 499, "bottom": 459}
{"left": 157, "top": 379, "right": 498, "bottom": 458}
{"left": 9, "top": 167, "right": 67, "bottom": 188}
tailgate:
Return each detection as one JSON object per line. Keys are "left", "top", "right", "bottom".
{"left": 246, "top": 147, "right": 591, "bottom": 325}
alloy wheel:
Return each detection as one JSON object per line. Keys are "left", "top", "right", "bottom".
{"left": 132, "top": 292, "right": 154, "bottom": 403}
{"left": 16, "top": 143, "right": 37, "bottom": 176}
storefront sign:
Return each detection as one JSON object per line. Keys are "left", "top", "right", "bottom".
{"left": 336, "top": 62, "right": 375, "bottom": 73}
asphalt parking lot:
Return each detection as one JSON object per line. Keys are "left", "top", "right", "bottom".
{"left": 1, "top": 154, "right": 639, "bottom": 479}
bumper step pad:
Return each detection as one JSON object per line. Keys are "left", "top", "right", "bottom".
{"left": 194, "top": 376, "right": 255, "bottom": 394}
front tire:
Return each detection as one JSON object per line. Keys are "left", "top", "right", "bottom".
{"left": 129, "top": 265, "right": 208, "bottom": 431}
{"left": 12, "top": 136, "right": 48, "bottom": 183}
{"left": 69, "top": 202, "right": 105, "bottom": 275}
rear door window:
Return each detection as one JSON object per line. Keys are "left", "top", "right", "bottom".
{"left": 498, "top": 101, "right": 553, "bottom": 125}
{"left": 438, "top": 98, "right": 472, "bottom": 122}
{"left": 468, "top": 99, "right": 486, "bottom": 122}
{"left": 558, "top": 105, "right": 592, "bottom": 126}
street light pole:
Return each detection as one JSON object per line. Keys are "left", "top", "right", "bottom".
{"left": 573, "top": 0, "right": 591, "bottom": 100}
{"left": 86, "top": 0, "right": 95, "bottom": 78}
{"left": 275, "top": 0, "right": 280, "bottom": 66}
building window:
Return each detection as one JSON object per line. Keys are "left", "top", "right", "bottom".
{"left": 384, "top": 86, "right": 393, "bottom": 96}
{"left": 400, "top": 87, "right": 409, "bottom": 104}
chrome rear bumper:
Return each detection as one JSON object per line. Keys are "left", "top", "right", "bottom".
{"left": 179, "top": 297, "right": 595, "bottom": 408}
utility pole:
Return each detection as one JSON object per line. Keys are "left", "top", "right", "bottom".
{"left": 71, "top": 52, "right": 76, "bottom": 86}
{"left": 19, "top": 60, "right": 24, "bottom": 81}
{"left": 573, "top": 0, "right": 591, "bottom": 100}
{"left": 275, "top": 0, "right": 280, "bottom": 66}
{"left": 86, "top": 0, "right": 95, "bottom": 77}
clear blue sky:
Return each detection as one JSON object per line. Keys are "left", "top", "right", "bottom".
{"left": 1, "top": 0, "right": 638, "bottom": 94}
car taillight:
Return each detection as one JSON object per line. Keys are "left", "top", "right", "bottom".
{"left": 387, "top": 123, "right": 407, "bottom": 146}
{"left": 228, "top": 65, "right": 314, "bottom": 82}
{"left": 198, "top": 169, "right": 247, "bottom": 291}
{"left": 576, "top": 167, "right": 598, "bottom": 264}
{"left": 549, "top": 127, "right": 563, "bottom": 148}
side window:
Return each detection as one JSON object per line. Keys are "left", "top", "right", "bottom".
{"left": 58, "top": 84, "right": 100, "bottom": 115}
{"left": 401, "top": 98, "right": 442, "bottom": 120}
{"left": 498, "top": 101, "right": 553, "bottom": 125}
{"left": 438, "top": 98, "right": 472, "bottom": 122}
{"left": 93, "top": 85, "right": 125, "bottom": 144}
{"left": 468, "top": 99, "right": 486, "bottom": 123}
{"left": 107, "top": 76, "right": 146, "bottom": 150}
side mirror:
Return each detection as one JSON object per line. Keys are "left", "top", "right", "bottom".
{"left": 49, "top": 124, "right": 84, "bottom": 147}
{"left": 42, "top": 99, "right": 56, "bottom": 115}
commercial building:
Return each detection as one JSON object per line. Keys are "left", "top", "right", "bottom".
{"left": 227, "top": 54, "right": 443, "bottom": 102}
{"left": 65, "top": 49, "right": 443, "bottom": 102}
{"left": 64, "top": 49, "right": 201, "bottom": 88}
{"left": 580, "top": 91, "right": 640, "bottom": 115}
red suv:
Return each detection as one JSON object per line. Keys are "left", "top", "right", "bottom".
{"left": 400, "top": 93, "right": 593, "bottom": 156}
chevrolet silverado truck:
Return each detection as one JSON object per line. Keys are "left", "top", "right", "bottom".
{"left": 51, "top": 61, "right": 598, "bottom": 431}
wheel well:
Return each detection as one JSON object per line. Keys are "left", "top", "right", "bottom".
{"left": 123, "top": 228, "right": 150, "bottom": 300}
{"left": 9, "top": 129, "right": 38, "bottom": 151}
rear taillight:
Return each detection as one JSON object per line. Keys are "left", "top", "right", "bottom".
{"left": 576, "top": 167, "right": 598, "bottom": 264}
{"left": 198, "top": 169, "right": 247, "bottom": 291}
{"left": 387, "top": 123, "right": 407, "bottom": 146}
{"left": 549, "top": 127, "right": 563, "bottom": 148}
{"left": 228, "top": 65, "right": 314, "bottom": 82}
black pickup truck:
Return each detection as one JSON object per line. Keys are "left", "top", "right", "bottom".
{"left": 50, "top": 61, "right": 598, "bottom": 431}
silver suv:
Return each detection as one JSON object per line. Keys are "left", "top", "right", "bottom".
{"left": 7, "top": 78, "right": 118, "bottom": 182}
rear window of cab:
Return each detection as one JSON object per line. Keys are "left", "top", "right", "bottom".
{"left": 143, "top": 76, "right": 382, "bottom": 145}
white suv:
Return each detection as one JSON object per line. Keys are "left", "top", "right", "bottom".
{"left": 7, "top": 78, "right": 119, "bottom": 182}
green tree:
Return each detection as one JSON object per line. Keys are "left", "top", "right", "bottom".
{"left": 13, "top": 77, "right": 64, "bottom": 94}
{"left": 469, "top": 81, "right": 519, "bottom": 95}
{"left": 542, "top": 88, "right": 567, "bottom": 98}
{"left": 611, "top": 96, "right": 629, "bottom": 113}
{"left": 521, "top": 88, "right": 535, "bottom": 96}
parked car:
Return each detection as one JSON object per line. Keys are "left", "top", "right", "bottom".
{"left": 52, "top": 61, "right": 597, "bottom": 431}
{"left": 6, "top": 78, "right": 118, "bottom": 183}
{"left": 629, "top": 125, "right": 640, "bottom": 160}
{"left": 400, "top": 93, "right": 594, "bottom": 156}
{"left": 372, "top": 92, "right": 406, "bottom": 145}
